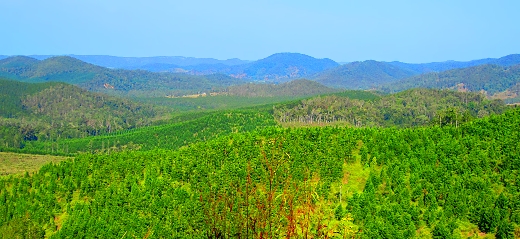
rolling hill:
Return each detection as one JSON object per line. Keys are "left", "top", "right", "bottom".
{"left": 388, "top": 54, "right": 520, "bottom": 74}
{"left": 0, "top": 79, "right": 163, "bottom": 149}
{"left": 2, "top": 107, "right": 520, "bottom": 238}
{"left": 274, "top": 88, "right": 505, "bottom": 127}
{"left": 0, "top": 56, "right": 246, "bottom": 97}
{"left": 231, "top": 53, "right": 339, "bottom": 81}
{"left": 381, "top": 64, "right": 520, "bottom": 100}
{"left": 311, "top": 60, "right": 416, "bottom": 89}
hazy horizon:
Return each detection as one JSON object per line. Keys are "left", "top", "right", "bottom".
{"left": 2, "top": 0, "right": 519, "bottom": 63}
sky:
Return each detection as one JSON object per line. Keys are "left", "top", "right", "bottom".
{"left": 1, "top": 0, "right": 519, "bottom": 63}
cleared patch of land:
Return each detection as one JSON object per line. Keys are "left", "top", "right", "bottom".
{"left": 0, "top": 152, "right": 70, "bottom": 175}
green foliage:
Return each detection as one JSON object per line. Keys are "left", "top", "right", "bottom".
{"left": 312, "top": 60, "right": 417, "bottom": 89}
{"left": 382, "top": 64, "right": 520, "bottom": 96}
{"left": 274, "top": 88, "right": 506, "bottom": 127}
{"left": 136, "top": 94, "right": 306, "bottom": 111}
{"left": 0, "top": 215, "right": 46, "bottom": 239}
{"left": 226, "top": 79, "right": 339, "bottom": 97}
{"left": 496, "top": 220, "right": 514, "bottom": 239}
{"left": 0, "top": 79, "right": 163, "bottom": 150}
{"left": 20, "top": 108, "right": 277, "bottom": 155}
{"left": 1, "top": 100, "right": 520, "bottom": 238}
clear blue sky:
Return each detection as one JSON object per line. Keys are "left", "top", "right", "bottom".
{"left": 1, "top": 0, "right": 519, "bottom": 63}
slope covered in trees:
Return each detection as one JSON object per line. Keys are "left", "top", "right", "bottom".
{"left": 232, "top": 53, "right": 339, "bottom": 81}
{"left": 274, "top": 89, "right": 506, "bottom": 127}
{"left": 226, "top": 79, "right": 339, "bottom": 97}
{"left": 312, "top": 60, "right": 416, "bottom": 89}
{"left": 19, "top": 108, "right": 277, "bottom": 155}
{"left": 0, "top": 56, "right": 245, "bottom": 97}
{"left": 388, "top": 53, "right": 520, "bottom": 74}
{"left": 0, "top": 79, "right": 162, "bottom": 149}
{"left": 1, "top": 107, "right": 520, "bottom": 238}
{"left": 382, "top": 64, "right": 520, "bottom": 97}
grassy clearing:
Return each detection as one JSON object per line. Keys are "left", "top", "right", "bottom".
{"left": 0, "top": 152, "right": 71, "bottom": 176}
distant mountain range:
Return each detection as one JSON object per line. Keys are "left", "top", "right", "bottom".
{"left": 0, "top": 56, "right": 245, "bottom": 97}
{"left": 309, "top": 54, "right": 520, "bottom": 89}
{"left": 108, "top": 53, "right": 340, "bottom": 81}
{"left": 387, "top": 54, "right": 520, "bottom": 74}
{"left": 26, "top": 55, "right": 250, "bottom": 68}
{"left": 11, "top": 53, "right": 338, "bottom": 82}
{"left": 2, "top": 52, "right": 520, "bottom": 101}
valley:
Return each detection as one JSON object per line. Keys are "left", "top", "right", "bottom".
{"left": 1, "top": 52, "right": 520, "bottom": 238}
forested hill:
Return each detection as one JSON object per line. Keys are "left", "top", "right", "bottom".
{"left": 0, "top": 56, "right": 246, "bottom": 97}
{"left": 0, "top": 79, "right": 163, "bottom": 149}
{"left": 16, "top": 88, "right": 506, "bottom": 156}
{"left": 231, "top": 53, "right": 339, "bottom": 81}
{"left": 381, "top": 64, "right": 520, "bottom": 100}
{"left": 9, "top": 53, "right": 338, "bottom": 82}
{"left": 226, "top": 79, "right": 339, "bottom": 97}
{"left": 311, "top": 60, "right": 417, "bottom": 89}
{"left": 274, "top": 88, "right": 506, "bottom": 127}
{"left": 388, "top": 53, "right": 520, "bottom": 74}
{"left": 1, "top": 106, "right": 520, "bottom": 238}
{"left": 140, "top": 53, "right": 340, "bottom": 80}
{"left": 0, "top": 56, "right": 105, "bottom": 84}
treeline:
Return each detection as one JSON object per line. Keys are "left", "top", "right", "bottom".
{"left": 274, "top": 88, "right": 506, "bottom": 127}
{"left": 1, "top": 108, "right": 520, "bottom": 238}
{"left": 226, "top": 79, "right": 339, "bottom": 97}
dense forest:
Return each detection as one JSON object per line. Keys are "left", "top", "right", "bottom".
{"left": 225, "top": 79, "right": 339, "bottom": 97}
{"left": 2, "top": 52, "right": 520, "bottom": 238}
{"left": 388, "top": 54, "right": 520, "bottom": 74}
{"left": 0, "top": 79, "right": 162, "bottom": 149}
{"left": 312, "top": 60, "right": 416, "bottom": 89}
{"left": 1, "top": 105, "right": 519, "bottom": 238}
{"left": 18, "top": 108, "right": 277, "bottom": 155}
{"left": 274, "top": 89, "right": 505, "bottom": 127}
{"left": 382, "top": 64, "right": 520, "bottom": 97}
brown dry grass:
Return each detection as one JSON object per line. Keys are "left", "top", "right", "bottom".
{"left": 0, "top": 152, "right": 71, "bottom": 176}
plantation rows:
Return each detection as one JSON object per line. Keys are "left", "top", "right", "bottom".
{"left": 1, "top": 108, "right": 519, "bottom": 238}
{"left": 19, "top": 109, "right": 277, "bottom": 155}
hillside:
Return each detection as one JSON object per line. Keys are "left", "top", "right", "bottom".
{"left": 388, "top": 54, "right": 520, "bottom": 74}
{"left": 0, "top": 56, "right": 246, "bottom": 97}
{"left": 226, "top": 79, "right": 339, "bottom": 97}
{"left": 222, "top": 53, "right": 338, "bottom": 81}
{"left": 382, "top": 64, "right": 520, "bottom": 98}
{"left": 0, "top": 79, "right": 162, "bottom": 149}
{"left": 15, "top": 88, "right": 505, "bottom": 156}
{"left": 274, "top": 88, "right": 505, "bottom": 127}
{"left": 312, "top": 60, "right": 416, "bottom": 89}
{"left": 21, "top": 108, "right": 277, "bottom": 155}
{"left": 1, "top": 107, "right": 520, "bottom": 238}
